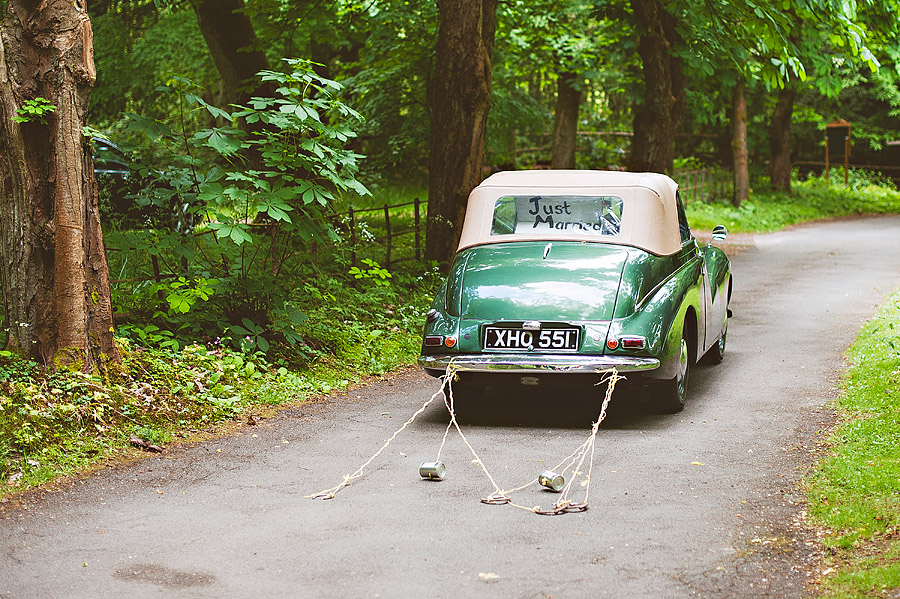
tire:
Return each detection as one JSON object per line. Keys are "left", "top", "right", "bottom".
{"left": 701, "top": 313, "right": 727, "bottom": 365}
{"left": 652, "top": 331, "right": 690, "bottom": 413}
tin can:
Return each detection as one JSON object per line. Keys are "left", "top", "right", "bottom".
{"left": 538, "top": 470, "right": 565, "bottom": 492}
{"left": 419, "top": 461, "right": 446, "bottom": 480}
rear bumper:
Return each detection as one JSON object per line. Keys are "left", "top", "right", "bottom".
{"left": 418, "top": 353, "right": 660, "bottom": 377}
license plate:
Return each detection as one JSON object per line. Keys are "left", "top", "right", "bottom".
{"left": 484, "top": 327, "right": 579, "bottom": 351}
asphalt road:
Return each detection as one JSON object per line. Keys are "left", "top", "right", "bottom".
{"left": 3, "top": 216, "right": 900, "bottom": 599}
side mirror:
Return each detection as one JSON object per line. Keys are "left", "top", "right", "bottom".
{"left": 711, "top": 225, "right": 727, "bottom": 241}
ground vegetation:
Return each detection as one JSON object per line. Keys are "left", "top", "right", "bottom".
{"left": 805, "top": 289, "right": 900, "bottom": 597}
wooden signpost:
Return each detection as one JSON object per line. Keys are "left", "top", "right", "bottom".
{"left": 825, "top": 119, "right": 851, "bottom": 184}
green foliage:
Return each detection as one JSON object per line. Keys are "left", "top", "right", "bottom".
{"left": 89, "top": 7, "right": 218, "bottom": 133}
{"left": 334, "top": 0, "right": 438, "bottom": 180}
{"left": 686, "top": 172, "right": 900, "bottom": 233}
{"left": 1, "top": 253, "right": 442, "bottom": 496}
{"left": 804, "top": 289, "right": 900, "bottom": 596}
{"left": 488, "top": 0, "right": 638, "bottom": 169}
{"left": 163, "top": 276, "right": 215, "bottom": 314}
{"left": 349, "top": 259, "right": 392, "bottom": 287}
{"left": 109, "top": 60, "right": 369, "bottom": 353}
{"left": 0, "top": 343, "right": 266, "bottom": 490}
{"left": 672, "top": 0, "right": 880, "bottom": 90}
{"left": 227, "top": 318, "right": 270, "bottom": 353}
{"left": 13, "top": 98, "right": 56, "bottom": 124}
{"left": 290, "top": 263, "right": 439, "bottom": 375}
{"left": 117, "top": 323, "right": 185, "bottom": 352}
{"left": 792, "top": 66, "right": 900, "bottom": 167}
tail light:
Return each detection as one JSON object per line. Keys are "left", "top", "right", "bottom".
{"left": 619, "top": 336, "right": 646, "bottom": 350}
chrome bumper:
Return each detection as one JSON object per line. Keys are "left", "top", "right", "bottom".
{"left": 418, "top": 353, "right": 660, "bottom": 374}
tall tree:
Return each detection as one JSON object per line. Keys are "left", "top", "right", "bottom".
{"left": 335, "top": 0, "right": 438, "bottom": 177}
{"left": 551, "top": 72, "right": 581, "bottom": 168}
{"left": 768, "top": 83, "right": 796, "bottom": 192}
{"left": 425, "top": 0, "right": 498, "bottom": 266}
{"left": 764, "top": 0, "right": 898, "bottom": 193}
{"left": 189, "top": 0, "right": 272, "bottom": 106}
{"left": 627, "top": 0, "right": 882, "bottom": 182}
{"left": 731, "top": 77, "right": 749, "bottom": 205}
{"left": 627, "top": 0, "right": 684, "bottom": 173}
{"left": 547, "top": 1, "right": 603, "bottom": 169}
{"left": 0, "top": 0, "right": 120, "bottom": 369}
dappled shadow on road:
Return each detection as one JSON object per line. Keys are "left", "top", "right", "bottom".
{"left": 420, "top": 379, "right": 684, "bottom": 431}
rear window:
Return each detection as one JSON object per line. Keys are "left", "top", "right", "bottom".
{"left": 490, "top": 195, "right": 623, "bottom": 237}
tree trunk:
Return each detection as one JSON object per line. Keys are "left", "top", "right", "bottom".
{"left": 769, "top": 84, "right": 795, "bottom": 193}
{"left": 189, "top": 0, "right": 273, "bottom": 107}
{"left": 0, "top": 0, "right": 120, "bottom": 369}
{"left": 425, "top": 0, "right": 498, "bottom": 266}
{"left": 628, "top": 0, "right": 685, "bottom": 174}
{"left": 731, "top": 77, "right": 749, "bottom": 207}
{"left": 551, "top": 71, "right": 581, "bottom": 169}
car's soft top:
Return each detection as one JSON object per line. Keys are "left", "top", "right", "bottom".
{"left": 457, "top": 170, "right": 682, "bottom": 256}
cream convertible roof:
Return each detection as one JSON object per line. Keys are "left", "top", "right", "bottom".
{"left": 457, "top": 170, "right": 682, "bottom": 256}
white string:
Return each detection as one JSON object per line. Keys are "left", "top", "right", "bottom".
{"left": 308, "top": 363, "right": 623, "bottom": 516}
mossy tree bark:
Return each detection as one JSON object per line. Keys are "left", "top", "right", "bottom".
{"left": 769, "top": 84, "right": 795, "bottom": 193}
{"left": 425, "top": 0, "right": 498, "bottom": 267}
{"left": 628, "top": 0, "right": 685, "bottom": 174}
{"left": 189, "top": 0, "right": 273, "bottom": 108}
{"left": 551, "top": 72, "right": 581, "bottom": 170}
{"left": 0, "top": 0, "right": 120, "bottom": 370}
{"left": 731, "top": 77, "right": 749, "bottom": 207}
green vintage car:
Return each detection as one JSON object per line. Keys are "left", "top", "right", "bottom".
{"left": 418, "top": 170, "right": 732, "bottom": 412}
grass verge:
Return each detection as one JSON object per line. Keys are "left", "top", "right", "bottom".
{"left": 686, "top": 171, "right": 900, "bottom": 232}
{"left": 804, "top": 290, "right": 900, "bottom": 597}
{"left": 0, "top": 330, "right": 423, "bottom": 501}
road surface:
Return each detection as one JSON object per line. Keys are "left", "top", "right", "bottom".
{"left": 3, "top": 216, "right": 900, "bottom": 598}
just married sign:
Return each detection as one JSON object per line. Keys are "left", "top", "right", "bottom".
{"left": 492, "top": 195, "right": 622, "bottom": 236}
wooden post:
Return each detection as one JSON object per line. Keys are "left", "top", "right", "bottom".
{"left": 825, "top": 119, "right": 851, "bottom": 184}
{"left": 844, "top": 134, "right": 850, "bottom": 185}
{"left": 384, "top": 204, "right": 392, "bottom": 268}
{"left": 348, "top": 207, "right": 357, "bottom": 266}
{"left": 414, "top": 198, "right": 421, "bottom": 261}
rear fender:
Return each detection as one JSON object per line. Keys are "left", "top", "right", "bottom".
{"left": 703, "top": 245, "right": 731, "bottom": 305}
{"left": 702, "top": 245, "right": 732, "bottom": 351}
{"left": 609, "top": 260, "right": 702, "bottom": 380}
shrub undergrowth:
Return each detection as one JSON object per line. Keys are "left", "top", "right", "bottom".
{"left": 0, "top": 263, "right": 439, "bottom": 498}
{"left": 686, "top": 171, "right": 900, "bottom": 232}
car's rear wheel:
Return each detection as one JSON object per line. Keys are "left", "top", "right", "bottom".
{"left": 653, "top": 332, "right": 690, "bottom": 413}
{"left": 701, "top": 313, "right": 727, "bottom": 365}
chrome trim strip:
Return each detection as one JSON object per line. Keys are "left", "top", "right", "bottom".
{"left": 418, "top": 353, "right": 660, "bottom": 374}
